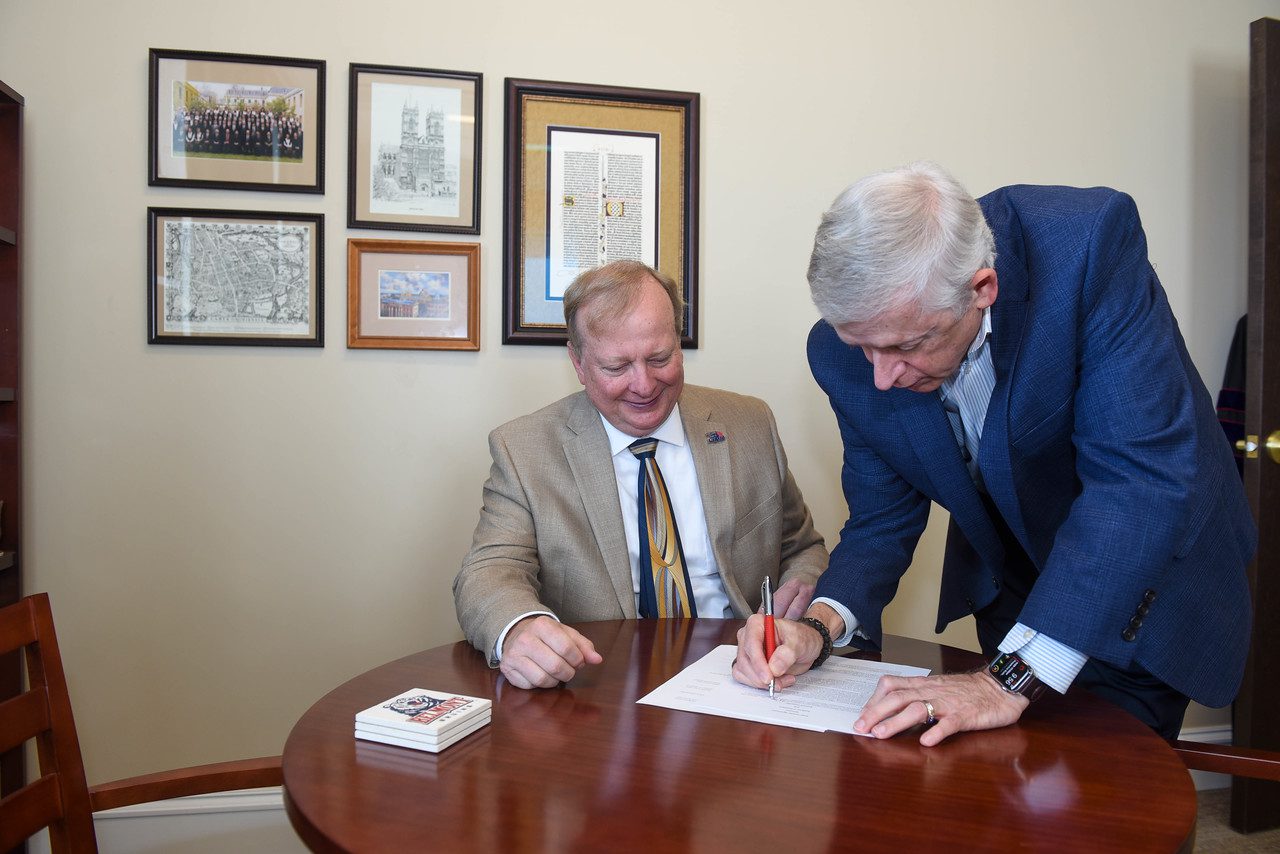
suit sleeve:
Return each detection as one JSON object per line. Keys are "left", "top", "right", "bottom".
{"left": 453, "top": 429, "right": 555, "bottom": 662}
{"left": 764, "top": 404, "right": 829, "bottom": 589}
{"left": 808, "top": 331, "right": 933, "bottom": 647}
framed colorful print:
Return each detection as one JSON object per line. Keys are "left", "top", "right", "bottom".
{"left": 147, "top": 208, "right": 324, "bottom": 346}
{"left": 348, "top": 64, "right": 482, "bottom": 234}
{"left": 347, "top": 238, "right": 480, "bottom": 350}
{"left": 502, "top": 78, "right": 699, "bottom": 346}
{"left": 148, "top": 48, "right": 325, "bottom": 193}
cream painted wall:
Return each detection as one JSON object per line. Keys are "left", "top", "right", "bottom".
{"left": 1, "top": 0, "right": 1270, "bottom": 782}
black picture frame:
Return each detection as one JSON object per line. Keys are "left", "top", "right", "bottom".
{"left": 147, "top": 207, "right": 324, "bottom": 346}
{"left": 502, "top": 78, "right": 699, "bottom": 346}
{"left": 348, "top": 63, "right": 482, "bottom": 234}
{"left": 148, "top": 48, "right": 326, "bottom": 193}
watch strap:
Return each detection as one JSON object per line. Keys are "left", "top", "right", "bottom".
{"left": 798, "top": 617, "right": 833, "bottom": 668}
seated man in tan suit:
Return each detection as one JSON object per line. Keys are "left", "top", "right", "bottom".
{"left": 454, "top": 260, "right": 828, "bottom": 688}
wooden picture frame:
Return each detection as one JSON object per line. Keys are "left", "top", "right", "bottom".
{"left": 147, "top": 207, "right": 324, "bottom": 346}
{"left": 348, "top": 64, "right": 482, "bottom": 234}
{"left": 347, "top": 238, "right": 480, "bottom": 350}
{"left": 502, "top": 78, "right": 699, "bottom": 346}
{"left": 148, "top": 48, "right": 325, "bottom": 193}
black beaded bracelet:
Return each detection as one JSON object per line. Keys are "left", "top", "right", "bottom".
{"left": 798, "top": 617, "right": 833, "bottom": 668}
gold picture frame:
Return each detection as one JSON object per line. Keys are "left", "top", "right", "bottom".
{"left": 502, "top": 78, "right": 699, "bottom": 346}
{"left": 347, "top": 239, "right": 480, "bottom": 351}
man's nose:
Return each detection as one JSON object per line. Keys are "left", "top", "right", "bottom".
{"left": 629, "top": 364, "right": 657, "bottom": 394}
{"left": 866, "top": 349, "right": 903, "bottom": 391}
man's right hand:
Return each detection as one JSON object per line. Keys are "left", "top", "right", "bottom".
{"left": 732, "top": 604, "right": 844, "bottom": 692}
{"left": 499, "top": 616, "right": 603, "bottom": 689}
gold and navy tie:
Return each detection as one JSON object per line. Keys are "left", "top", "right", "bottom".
{"left": 629, "top": 438, "right": 697, "bottom": 618}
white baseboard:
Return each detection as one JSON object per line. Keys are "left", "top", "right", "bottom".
{"left": 28, "top": 786, "right": 307, "bottom": 854}
{"left": 1177, "top": 724, "right": 1234, "bottom": 791}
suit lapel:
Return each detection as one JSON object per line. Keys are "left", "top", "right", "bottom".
{"left": 563, "top": 395, "right": 637, "bottom": 617}
{"left": 893, "top": 389, "right": 1003, "bottom": 569}
{"left": 979, "top": 231, "right": 1032, "bottom": 540}
{"left": 680, "top": 392, "right": 734, "bottom": 587}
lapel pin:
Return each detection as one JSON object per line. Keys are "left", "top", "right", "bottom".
{"left": 706, "top": 431, "right": 726, "bottom": 444}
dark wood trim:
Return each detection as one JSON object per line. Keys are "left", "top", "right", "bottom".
{"left": 1236, "top": 15, "right": 1280, "bottom": 833}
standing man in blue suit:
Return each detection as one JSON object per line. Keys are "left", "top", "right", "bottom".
{"left": 733, "top": 162, "right": 1256, "bottom": 743}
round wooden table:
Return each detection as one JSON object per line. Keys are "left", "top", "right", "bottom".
{"left": 282, "top": 619, "right": 1197, "bottom": 852}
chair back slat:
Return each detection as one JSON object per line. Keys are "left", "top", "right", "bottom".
{"left": 0, "top": 591, "right": 38, "bottom": 654}
{"left": 0, "top": 593, "right": 98, "bottom": 852}
{"left": 0, "top": 688, "right": 50, "bottom": 754}
{"left": 0, "top": 774, "right": 64, "bottom": 853}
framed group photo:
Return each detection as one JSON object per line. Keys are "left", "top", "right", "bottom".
{"left": 148, "top": 48, "right": 326, "bottom": 193}
{"left": 348, "top": 64, "right": 482, "bottom": 234}
{"left": 147, "top": 208, "right": 324, "bottom": 346}
{"left": 502, "top": 78, "right": 700, "bottom": 346}
{"left": 347, "top": 238, "right": 480, "bottom": 351}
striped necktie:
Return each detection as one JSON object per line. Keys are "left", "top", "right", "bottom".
{"left": 629, "top": 438, "right": 697, "bottom": 619}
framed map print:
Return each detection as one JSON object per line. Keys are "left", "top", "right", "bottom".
{"left": 147, "top": 208, "right": 324, "bottom": 346}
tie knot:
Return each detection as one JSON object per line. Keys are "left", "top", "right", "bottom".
{"left": 628, "top": 438, "right": 658, "bottom": 460}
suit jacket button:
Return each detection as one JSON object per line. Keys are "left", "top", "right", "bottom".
{"left": 1129, "top": 616, "right": 1143, "bottom": 630}
{"left": 1122, "top": 628, "right": 1137, "bottom": 642}
{"left": 1143, "top": 589, "right": 1157, "bottom": 603}
{"left": 1137, "top": 603, "right": 1150, "bottom": 616}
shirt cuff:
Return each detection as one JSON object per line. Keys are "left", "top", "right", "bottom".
{"left": 493, "top": 610, "right": 557, "bottom": 663}
{"left": 811, "top": 596, "right": 861, "bottom": 647}
{"left": 997, "top": 623, "right": 1088, "bottom": 694}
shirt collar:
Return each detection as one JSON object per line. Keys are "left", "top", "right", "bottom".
{"left": 601, "top": 404, "right": 691, "bottom": 458}
{"left": 600, "top": 403, "right": 686, "bottom": 457}
{"left": 940, "top": 307, "right": 992, "bottom": 396}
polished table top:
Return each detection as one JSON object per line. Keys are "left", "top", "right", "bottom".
{"left": 282, "top": 619, "right": 1196, "bottom": 852}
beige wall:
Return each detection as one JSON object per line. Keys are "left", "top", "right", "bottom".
{"left": 1, "top": 0, "right": 1270, "bottom": 781}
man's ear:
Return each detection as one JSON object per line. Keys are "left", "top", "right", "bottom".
{"left": 567, "top": 341, "right": 587, "bottom": 386}
{"left": 971, "top": 268, "right": 999, "bottom": 310}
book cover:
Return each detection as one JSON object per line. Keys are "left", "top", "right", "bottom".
{"left": 354, "top": 688, "right": 491, "bottom": 736}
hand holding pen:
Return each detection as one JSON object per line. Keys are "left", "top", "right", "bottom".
{"left": 762, "top": 577, "right": 777, "bottom": 698}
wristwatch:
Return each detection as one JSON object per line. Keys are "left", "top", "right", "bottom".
{"left": 798, "top": 617, "right": 833, "bottom": 668}
{"left": 988, "top": 651, "right": 1048, "bottom": 701}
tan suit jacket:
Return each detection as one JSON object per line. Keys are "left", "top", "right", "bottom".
{"left": 453, "top": 384, "right": 828, "bottom": 661}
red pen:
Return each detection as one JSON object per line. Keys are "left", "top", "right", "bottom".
{"left": 762, "top": 577, "right": 777, "bottom": 698}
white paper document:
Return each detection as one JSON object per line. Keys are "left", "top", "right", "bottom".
{"left": 637, "top": 644, "right": 930, "bottom": 735}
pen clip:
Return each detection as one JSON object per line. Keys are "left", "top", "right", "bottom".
{"left": 761, "top": 576, "right": 773, "bottom": 616}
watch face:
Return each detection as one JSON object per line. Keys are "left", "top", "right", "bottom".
{"left": 991, "top": 653, "right": 1033, "bottom": 694}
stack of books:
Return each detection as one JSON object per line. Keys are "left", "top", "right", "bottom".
{"left": 354, "top": 688, "right": 492, "bottom": 753}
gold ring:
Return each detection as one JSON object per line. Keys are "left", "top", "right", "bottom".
{"left": 923, "top": 700, "right": 938, "bottom": 725}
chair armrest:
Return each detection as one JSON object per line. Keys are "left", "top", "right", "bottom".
{"left": 88, "top": 755, "right": 283, "bottom": 813}
{"left": 1170, "top": 740, "right": 1280, "bottom": 782}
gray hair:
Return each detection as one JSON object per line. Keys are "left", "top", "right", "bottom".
{"left": 563, "top": 260, "right": 684, "bottom": 351}
{"left": 807, "top": 161, "right": 995, "bottom": 325}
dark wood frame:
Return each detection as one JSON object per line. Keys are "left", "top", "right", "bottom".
{"left": 347, "top": 63, "right": 482, "bottom": 234}
{"left": 147, "top": 207, "right": 325, "bottom": 347}
{"left": 148, "top": 48, "right": 326, "bottom": 193}
{"left": 0, "top": 76, "right": 23, "bottom": 816}
{"left": 1236, "top": 14, "right": 1280, "bottom": 833}
{"left": 347, "top": 238, "right": 481, "bottom": 350}
{"left": 502, "top": 78, "right": 699, "bottom": 346}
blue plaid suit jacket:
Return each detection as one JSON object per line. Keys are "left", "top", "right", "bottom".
{"left": 808, "top": 185, "right": 1256, "bottom": 707}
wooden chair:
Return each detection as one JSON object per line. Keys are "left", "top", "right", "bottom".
{"left": 1171, "top": 739, "right": 1280, "bottom": 782}
{"left": 0, "top": 592, "right": 282, "bottom": 852}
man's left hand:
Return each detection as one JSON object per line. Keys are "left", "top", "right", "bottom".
{"left": 768, "top": 578, "right": 816, "bottom": 620}
{"left": 855, "top": 670, "right": 1030, "bottom": 746}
